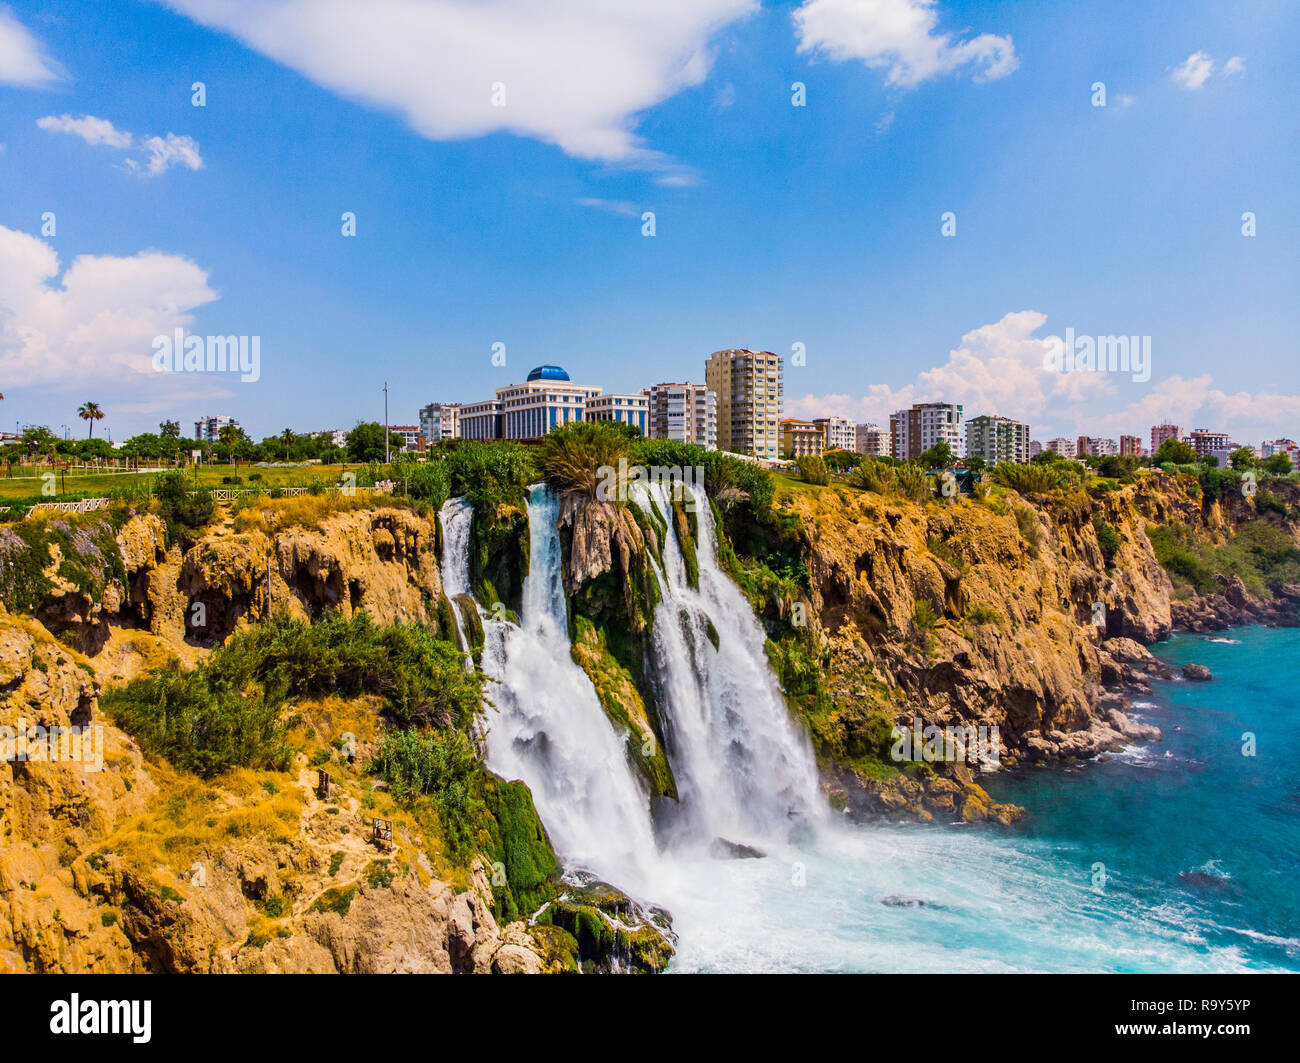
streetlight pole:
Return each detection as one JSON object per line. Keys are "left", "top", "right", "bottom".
{"left": 383, "top": 381, "right": 390, "bottom": 465}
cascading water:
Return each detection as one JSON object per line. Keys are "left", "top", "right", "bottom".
{"left": 632, "top": 480, "right": 824, "bottom": 850}
{"left": 437, "top": 497, "right": 474, "bottom": 655}
{"left": 476, "top": 484, "right": 660, "bottom": 887}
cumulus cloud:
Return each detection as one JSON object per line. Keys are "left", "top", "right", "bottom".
{"left": 1223, "top": 55, "right": 1245, "bottom": 78}
{"left": 37, "top": 114, "right": 134, "bottom": 149}
{"left": 793, "top": 0, "right": 1018, "bottom": 88}
{"left": 0, "top": 4, "right": 61, "bottom": 87}
{"left": 787, "top": 311, "right": 1300, "bottom": 443}
{"left": 37, "top": 113, "right": 203, "bottom": 176}
{"left": 1171, "top": 51, "right": 1214, "bottom": 90}
{"left": 158, "top": 0, "right": 756, "bottom": 169}
{"left": 0, "top": 226, "right": 220, "bottom": 403}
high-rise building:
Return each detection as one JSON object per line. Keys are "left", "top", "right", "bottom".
{"left": 195, "top": 415, "right": 239, "bottom": 443}
{"left": 1046, "top": 437, "right": 1075, "bottom": 457}
{"left": 965, "top": 415, "right": 1031, "bottom": 465}
{"left": 419, "top": 402, "right": 461, "bottom": 444}
{"left": 705, "top": 349, "right": 782, "bottom": 460}
{"left": 780, "top": 418, "right": 823, "bottom": 459}
{"left": 854, "top": 422, "right": 887, "bottom": 457}
{"left": 586, "top": 393, "right": 649, "bottom": 435}
{"left": 813, "top": 416, "right": 855, "bottom": 453}
{"left": 1150, "top": 424, "right": 1183, "bottom": 454}
{"left": 645, "top": 382, "right": 716, "bottom": 449}
{"left": 1029, "top": 440, "right": 1043, "bottom": 459}
{"left": 1119, "top": 434, "right": 1143, "bottom": 457}
{"left": 1188, "top": 428, "right": 1230, "bottom": 459}
{"left": 890, "top": 402, "right": 963, "bottom": 460}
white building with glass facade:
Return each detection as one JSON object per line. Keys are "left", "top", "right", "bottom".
{"left": 587, "top": 393, "right": 649, "bottom": 435}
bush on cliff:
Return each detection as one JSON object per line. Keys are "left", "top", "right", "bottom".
{"left": 208, "top": 613, "right": 483, "bottom": 729}
{"left": 539, "top": 421, "right": 635, "bottom": 496}
{"left": 102, "top": 669, "right": 292, "bottom": 778}
{"left": 372, "top": 727, "right": 479, "bottom": 853}
{"left": 795, "top": 454, "right": 830, "bottom": 486}
{"left": 154, "top": 470, "right": 215, "bottom": 543}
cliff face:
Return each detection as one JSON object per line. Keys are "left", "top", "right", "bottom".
{"left": 775, "top": 471, "right": 1297, "bottom": 819}
{"left": 28, "top": 505, "right": 452, "bottom": 671}
{"left": 0, "top": 611, "right": 570, "bottom": 974}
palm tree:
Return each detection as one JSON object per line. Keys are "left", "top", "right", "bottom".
{"left": 218, "top": 423, "right": 241, "bottom": 466}
{"left": 78, "top": 402, "right": 104, "bottom": 438}
{"left": 281, "top": 427, "right": 295, "bottom": 461}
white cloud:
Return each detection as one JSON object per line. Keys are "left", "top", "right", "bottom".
{"left": 37, "top": 114, "right": 134, "bottom": 150}
{"left": 158, "top": 0, "right": 756, "bottom": 168}
{"left": 574, "top": 197, "right": 640, "bottom": 218}
{"left": 787, "top": 311, "right": 1300, "bottom": 443}
{"left": 0, "top": 4, "right": 61, "bottom": 87}
{"left": 874, "top": 109, "right": 895, "bottom": 134}
{"left": 793, "top": 0, "right": 1018, "bottom": 88}
{"left": 1171, "top": 51, "right": 1214, "bottom": 90}
{"left": 0, "top": 226, "right": 220, "bottom": 401}
{"left": 128, "top": 132, "right": 204, "bottom": 176}
{"left": 37, "top": 114, "right": 203, "bottom": 176}
{"left": 1223, "top": 55, "right": 1245, "bottom": 78}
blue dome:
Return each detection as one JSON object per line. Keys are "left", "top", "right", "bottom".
{"left": 526, "top": 364, "right": 570, "bottom": 382}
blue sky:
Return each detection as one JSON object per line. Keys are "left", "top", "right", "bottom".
{"left": 1, "top": 0, "right": 1296, "bottom": 445}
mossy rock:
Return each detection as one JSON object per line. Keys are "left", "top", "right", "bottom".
{"left": 527, "top": 923, "right": 580, "bottom": 974}
{"left": 544, "top": 878, "right": 675, "bottom": 974}
{"left": 452, "top": 593, "right": 484, "bottom": 656}
{"left": 472, "top": 772, "right": 560, "bottom": 922}
{"left": 670, "top": 498, "right": 699, "bottom": 589}
{"left": 471, "top": 498, "right": 529, "bottom": 615}
{"left": 569, "top": 616, "right": 677, "bottom": 800}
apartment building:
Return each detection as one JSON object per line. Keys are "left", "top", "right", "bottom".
{"left": 1188, "top": 428, "right": 1230, "bottom": 460}
{"left": 854, "top": 422, "right": 887, "bottom": 457}
{"left": 1119, "top": 434, "right": 1143, "bottom": 458}
{"left": 194, "top": 415, "right": 239, "bottom": 443}
{"left": 705, "top": 349, "right": 783, "bottom": 460}
{"left": 645, "top": 382, "right": 716, "bottom": 449}
{"left": 1150, "top": 424, "right": 1183, "bottom": 454}
{"left": 780, "top": 418, "right": 823, "bottom": 459}
{"left": 1029, "top": 440, "right": 1043, "bottom": 459}
{"left": 1045, "top": 437, "right": 1076, "bottom": 457}
{"left": 391, "top": 425, "right": 422, "bottom": 452}
{"left": 587, "top": 393, "right": 649, "bottom": 435}
{"left": 965, "top": 415, "right": 1031, "bottom": 465}
{"left": 1076, "top": 436, "right": 1119, "bottom": 457}
{"left": 813, "top": 416, "right": 855, "bottom": 452}
{"left": 419, "top": 402, "right": 461, "bottom": 444}
{"left": 889, "top": 402, "right": 963, "bottom": 460}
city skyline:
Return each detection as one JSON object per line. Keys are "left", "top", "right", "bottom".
{"left": 1, "top": 0, "right": 1297, "bottom": 446}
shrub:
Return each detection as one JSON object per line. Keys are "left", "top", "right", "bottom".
{"left": 101, "top": 669, "right": 292, "bottom": 779}
{"left": 537, "top": 421, "right": 635, "bottom": 497}
{"left": 372, "top": 728, "right": 480, "bottom": 856}
{"left": 1093, "top": 515, "right": 1121, "bottom": 567}
{"left": 794, "top": 454, "right": 829, "bottom": 486}
{"left": 154, "top": 470, "right": 215, "bottom": 542}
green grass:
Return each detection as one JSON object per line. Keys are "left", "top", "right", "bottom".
{"left": 0, "top": 463, "right": 369, "bottom": 502}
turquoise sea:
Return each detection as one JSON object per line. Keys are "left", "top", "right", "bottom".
{"left": 665, "top": 625, "right": 1300, "bottom": 972}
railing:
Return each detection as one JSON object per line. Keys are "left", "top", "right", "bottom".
{"left": 23, "top": 497, "right": 112, "bottom": 515}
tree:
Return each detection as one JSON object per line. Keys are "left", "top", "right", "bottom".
{"left": 346, "top": 422, "right": 401, "bottom": 464}
{"left": 217, "top": 423, "right": 246, "bottom": 465}
{"left": 966, "top": 455, "right": 987, "bottom": 473}
{"left": 281, "top": 427, "right": 296, "bottom": 461}
{"left": 1153, "top": 438, "right": 1196, "bottom": 466}
{"left": 1262, "top": 452, "right": 1293, "bottom": 476}
{"left": 78, "top": 401, "right": 104, "bottom": 438}
{"left": 159, "top": 419, "right": 181, "bottom": 438}
{"left": 918, "top": 440, "right": 954, "bottom": 469}
{"left": 1229, "top": 447, "right": 1256, "bottom": 471}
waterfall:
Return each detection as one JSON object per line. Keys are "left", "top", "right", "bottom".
{"left": 633, "top": 480, "right": 824, "bottom": 850}
{"left": 437, "top": 497, "right": 474, "bottom": 654}
{"left": 476, "top": 484, "right": 660, "bottom": 886}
